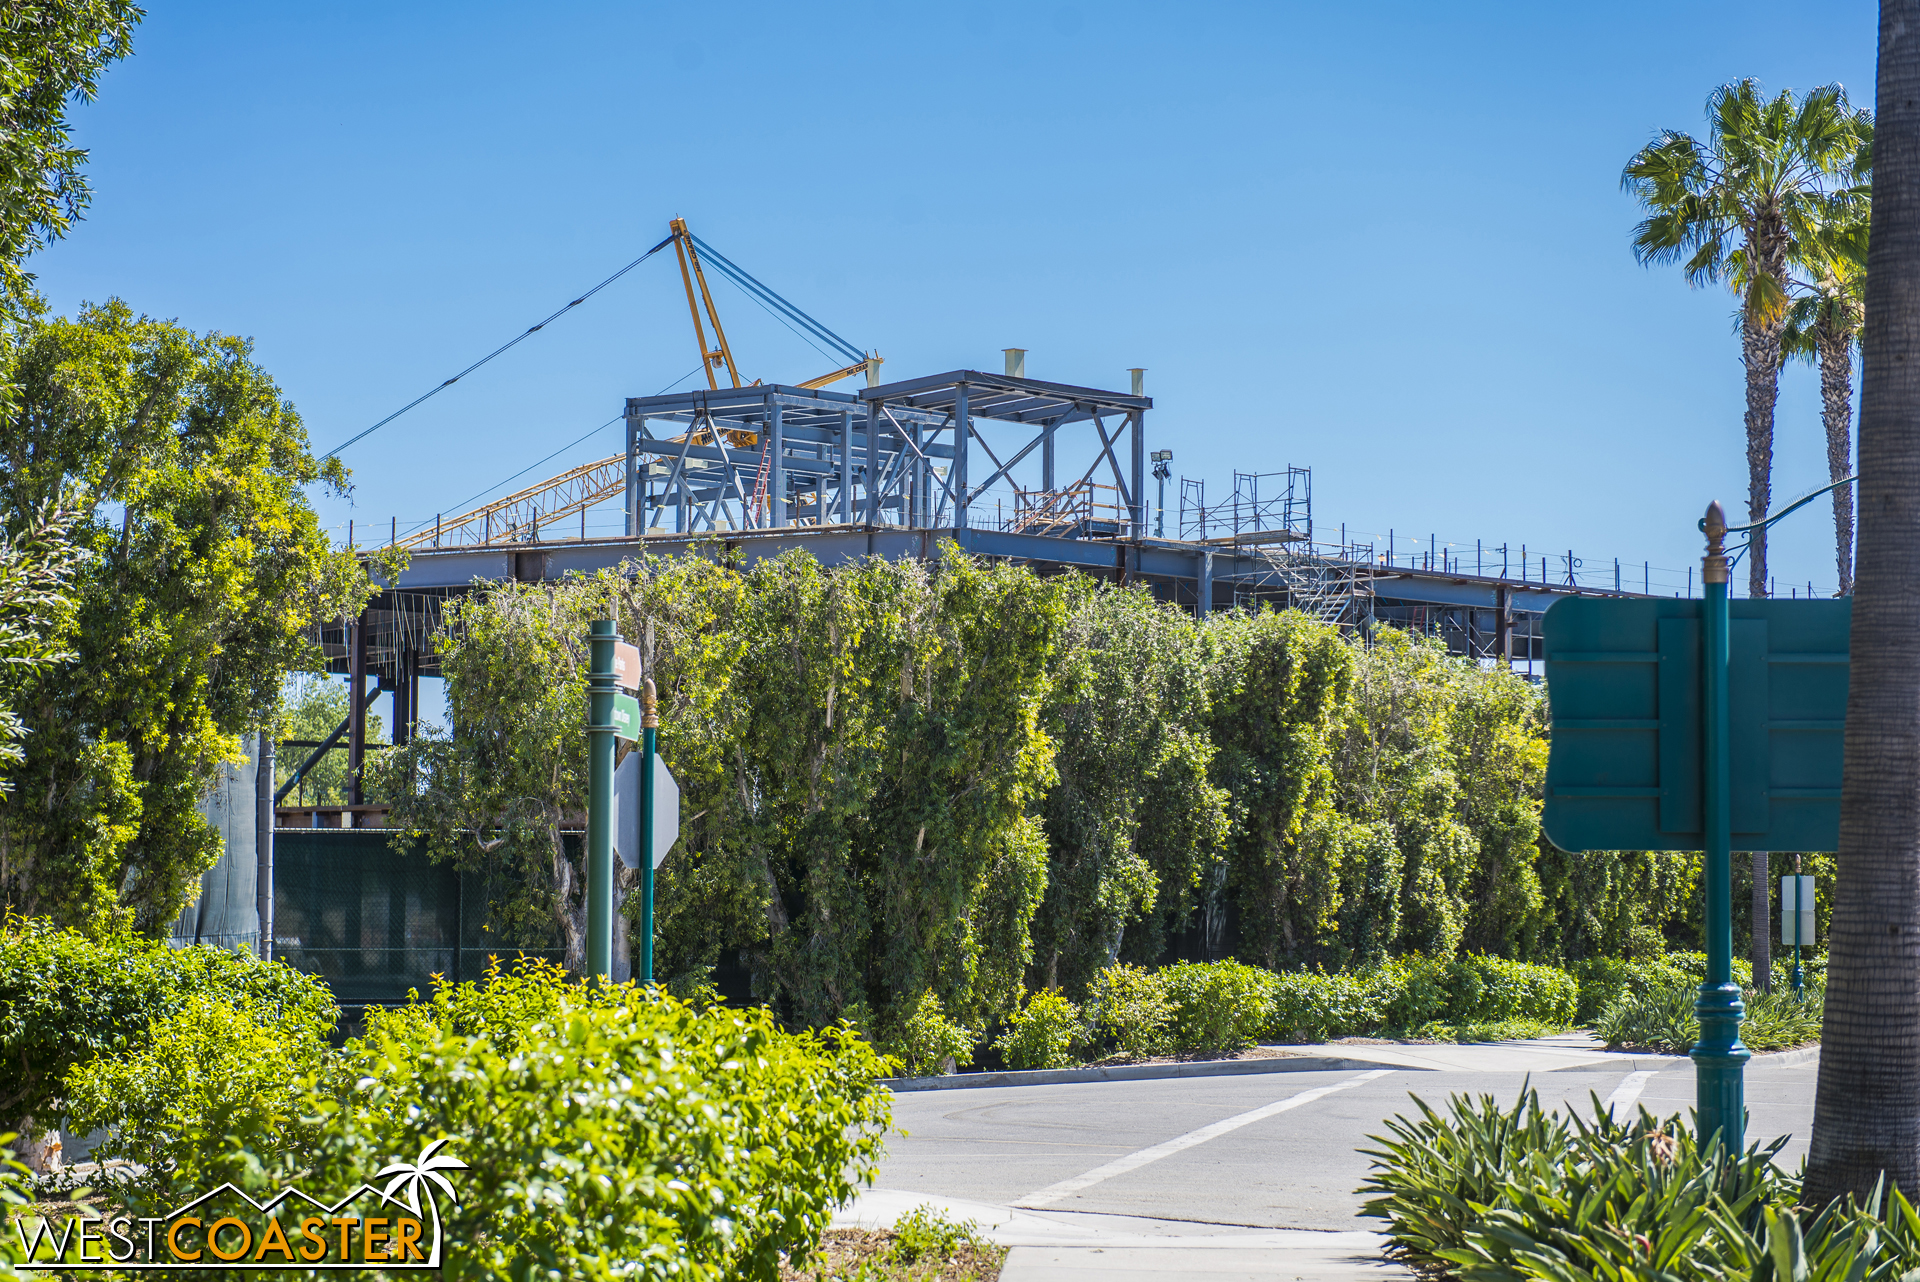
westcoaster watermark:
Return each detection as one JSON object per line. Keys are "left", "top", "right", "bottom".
{"left": 13, "top": 1139, "right": 466, "bottom": 1271}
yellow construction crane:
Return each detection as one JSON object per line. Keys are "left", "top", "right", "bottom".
{"left": 392, "top": 224, "right": 877, "bottom": 550}
{"left": 665, "top": 218, "right": 879, "bottom": 396}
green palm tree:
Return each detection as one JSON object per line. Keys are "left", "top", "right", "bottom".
{"left": 1624, "top": 80, "right": 1869, "bottom": 598}
{"left": 1805, "top": 0, "right": 1920, "bottom": 1207}
{"left": 1783, "top": 211, "right": 1869, "bottom": 595}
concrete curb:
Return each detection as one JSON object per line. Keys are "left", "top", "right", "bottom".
{"left": 880, "top": 1054, "right": 1422, "bottom": 1093}
{"left": 1539, "top": 1045, "right": 1820, "bottom": 1071}
{"left": 879, "top": 1042, "right": 1820, "bottom": 1092}
{"left": 1751, "top": 1045, "right": 1821, "bottom": 1068}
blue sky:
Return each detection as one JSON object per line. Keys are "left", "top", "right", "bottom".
{"left": 27, "top": 0, "right": 1879, "bottom": 599}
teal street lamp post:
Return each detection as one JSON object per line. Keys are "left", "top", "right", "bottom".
{"left": 1694, "top": 503, "right": 1750, "bottom": 1149}
{"left": 586, "top": 619, "right": 617, "bottom": 981}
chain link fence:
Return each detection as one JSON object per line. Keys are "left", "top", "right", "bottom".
{"left": 272, "top": 829, "right": 567, "bottom": 1007}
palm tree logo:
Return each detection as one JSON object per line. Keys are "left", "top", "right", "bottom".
{"left": 375, "top": 1139, "right": 468, "bottom": 1263}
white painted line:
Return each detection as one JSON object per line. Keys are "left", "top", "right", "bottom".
{"left": 1014, "top": 1069, "right": 1394, "bottom": 1208}
{"left": 1599, "top": 1070, "right": 1657, "bottom": 1117}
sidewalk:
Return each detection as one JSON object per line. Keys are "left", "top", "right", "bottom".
{"left": 834, "top": 1189, "right": 1411, "bottom": 1282}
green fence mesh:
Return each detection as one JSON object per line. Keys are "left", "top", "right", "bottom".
{"left": 272, "top": 829, "right": 566, "bottom": 1007}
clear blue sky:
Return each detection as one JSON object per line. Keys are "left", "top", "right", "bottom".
{"left": 27, "top": 0, "right": 1879, "bottom": 597}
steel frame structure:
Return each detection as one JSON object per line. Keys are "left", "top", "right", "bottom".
{"left": 623, "top": 370, "right": 1151, "bottom": 543}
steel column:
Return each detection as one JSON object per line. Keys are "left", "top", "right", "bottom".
{"left": 1130, "top": 409, "right": 1146, "bottom": 538}
{"left": 953, "top": 385, "right": 970, "bottom": 532}
{"left": 769, "top": 400, "right": 787, "bottom": 528}
{"left": 866, "top": 400, "right": 881, "bottom": 524}
{"left": 840, "top": 410, "right": 854, "bottom": 524}
{"left": 255, "top": 733, "right": 274, "bottom": 962}
{"left": 346, "top": 611, "right": 367, "bottom": 808}
{"left": 1042, "top": 421, "right": 1056, "bottom": 492}
{"left": 625, "top": 409, "right": 640, "bottom": 536}
{"left": 1198, "top": 548, "right": 1214, "bottom": 617}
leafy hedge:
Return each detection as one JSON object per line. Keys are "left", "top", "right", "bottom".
{"left": 1267, "top": 955, "right": 1577, "bottom": 1042}
{"left": 0, "top": 915, "right": 334, "bottom": 1144}
{"left": 55, "top": 957, "right": 892, "bottom": 1282}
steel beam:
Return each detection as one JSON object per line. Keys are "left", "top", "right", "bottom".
{"left": 953, "top": 384, "right": 969, "bottom": 533}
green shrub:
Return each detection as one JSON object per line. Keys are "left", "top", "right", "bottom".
{"left": 884, "top": 1204, "right": 989, "bottom": 1266}
{"left": 1265, "top": 956, "right": 1575, "bottom": 1043}
{"left": 1572, "top": 953, "right": 1712, "bottom": 1022}
{"left": 890, "top": 990, "right": 976, "bottom": 1077}
{"left": 1596, "top": 979, "right": 1824, "bottom": 1054}
{"left": 1086, "top": 963, "right": 1173, "bottom": 1059}
{"left": 64, "top": 991, "right": 333, "bottom": 1201}
{"left": 0, "top": 915, "right": 335, "bottom": 1145}
{"left": 1162, "top": 961, "right": 1273, "bottom": 1053}
{"left": 995, "top": 987, "right": 1083, "bottom": 1069}
{"left": 0, "top": 1135, "right": 25, "bottom": 1274}
{"left": 1267, "top": 969, "right": 1386, "bottom": 1041}
{"left": 288, "top": 959, "right": 892, "bottom": 1282}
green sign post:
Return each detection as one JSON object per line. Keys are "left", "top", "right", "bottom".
{"left": 1543, "top": 490, "right": 1851, "bottom": 1151}
{"left": 586, "top": 619, "right": 618, "bottom": 981}
{"left": 639, "top": 677, "right": 659, "bottom": 985}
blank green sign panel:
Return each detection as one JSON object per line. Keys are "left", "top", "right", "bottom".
{"left": 1541, "top": 598, "right": 1848, "bottom": 854}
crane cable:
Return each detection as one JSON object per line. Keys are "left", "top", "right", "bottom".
{"left": 322, "top": 234, "right": 676, "bottom": 459}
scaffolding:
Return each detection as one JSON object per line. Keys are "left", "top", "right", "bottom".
{"left": 1179, "top": 468, "right": 1311, "bottom": 544}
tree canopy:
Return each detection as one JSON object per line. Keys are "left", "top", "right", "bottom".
{"left": 0, "top": 1, "right": 143, "bottom": 319}
{"left": 0, "top": 301, "right": 367, "bottom": 934}
{"left": 375, "top": 550, "right": 1699, "bottom": 1039}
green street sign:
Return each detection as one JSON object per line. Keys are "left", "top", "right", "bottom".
{"left": 610, "top": 690, "right": 642, "bottom": 742}
{"left": 1542, "top": 597, "right": 1848, "bottom": 854}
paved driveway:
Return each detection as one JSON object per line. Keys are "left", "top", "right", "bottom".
{"left": 837, "top": 1043, "right": 1819, "bottom": 1279}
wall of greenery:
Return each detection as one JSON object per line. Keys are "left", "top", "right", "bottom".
{"left": 373, "top": 545, "right": 1711, "bottom": 1043}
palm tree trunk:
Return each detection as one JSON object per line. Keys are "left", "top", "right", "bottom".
{"left": 1817, "top": 312, "right": 1858, "bottom": 595}
{"left": 1805, "top": 0, "right": 1920, "bottom": 1206}
{"left": 1753, "top": 850, "right": 1772, "bottom": 991}
{"left": 1742, "top": 310, "right": 1784, "bottom": 598}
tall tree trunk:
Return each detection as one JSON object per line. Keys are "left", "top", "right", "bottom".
{"left": 1743, "top": 309, "right": 1784, "bottom": 598}
{"left": 1805, "top": 0, "right": 1920, "bottom": 1206}
{"left": 1817, "top": 310, "right": 1858, "bottom": 595}
{"left": 1753, "top": 850, "right": 1772, "bottom": 991}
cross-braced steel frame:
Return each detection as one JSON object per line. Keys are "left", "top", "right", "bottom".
{"left": 623, "top": 371, "right": 1150, "bottom": 540}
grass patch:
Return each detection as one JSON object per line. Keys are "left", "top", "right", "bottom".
{"left": 1408, "top": 1017, "right": 1570, "bottom": 1044}
{"left": 782, "top": 1207, "right": 1006, "bottom": 1281}
{"left": 1594, "top": 981, "right": 1823, "bottom": 1053}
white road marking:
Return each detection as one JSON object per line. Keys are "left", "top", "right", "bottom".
{"left": 1599, "top": 1070, "right": 1657, "bottom": 1117}
{"left": 1013, "top": 1069, "right": 1394, "bottom": 1208}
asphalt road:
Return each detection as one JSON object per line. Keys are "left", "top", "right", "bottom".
{"left": 875, "top": 1056, "right": 1820, "bottom": 1232}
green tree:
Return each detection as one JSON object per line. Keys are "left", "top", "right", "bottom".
{"left": 0, "top": 1, "right": 142, "bottom": 319}
{"left": 1625, "top": 79, "right": 1870, "bottom": 598}
{"left": 378, "top": 546, "right": 1068, "bottom": 1033}
{"left": 1784, "top": 215, "right": 1870, "bottom": 596}
{"left": 372, "top": 579, "right": 599, "bottom": 970}
{"left": 1204, "top": 608, "right": 1354, "bottom": 969}
{"left": 1036, "top": 583, "right": 1228, "bottom": 990}
{"left": 0, "top": 499, "right": 81, "bottom": 792}
{"left": 0, "top": 301, "right": 366, "bottom": 935}
{"left": 1806, "top": 0, "right": 1920, "bottom": 1206}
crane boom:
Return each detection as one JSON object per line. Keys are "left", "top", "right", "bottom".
{"left": 666, "top": 219, "right": 878, "bottom": 391}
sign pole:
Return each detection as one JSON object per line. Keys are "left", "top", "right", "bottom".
{"left": 1695, "top": 503, "right": 1749, "bottom": 1149}
{"left": 586, "top": 619, "right": 617, "bottom": 981}
{"left": 641, "top": 677, "right": 658, "bottom": 985}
